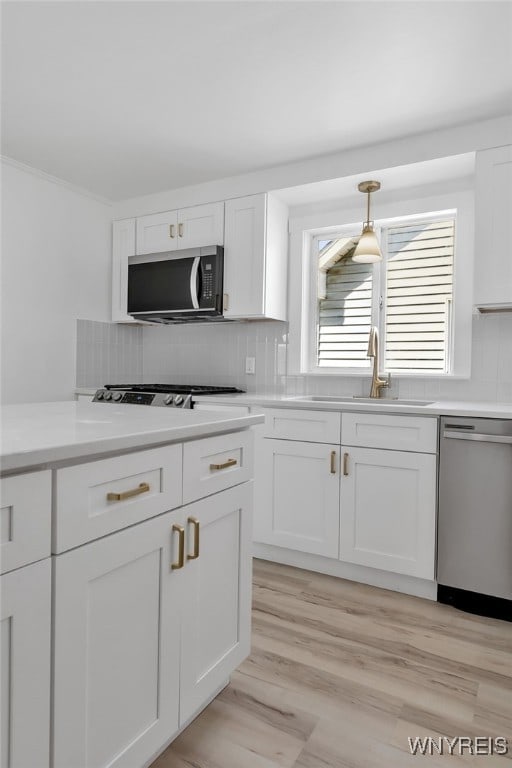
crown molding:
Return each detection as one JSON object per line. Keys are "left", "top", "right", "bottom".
{"left": 0, "top": 155, "right": 112, "bottom": 206}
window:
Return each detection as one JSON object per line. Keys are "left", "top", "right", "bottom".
{"left": 314, "top": 213, "right": 455, "bottom": 375}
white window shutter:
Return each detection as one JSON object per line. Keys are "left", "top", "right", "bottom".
{"left": 317, "top": 253, "right": 373, "bottom": 367}
{"left": 384, "top": 220, "right": 454, "bottom": 372}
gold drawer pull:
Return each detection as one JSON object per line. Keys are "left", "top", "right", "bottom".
{"left": 330, "top": 450, "right": 336, "bottom": 474}
{"left": 209, "top": 458, "right": 237, "bottom": 471}
{"left": 107, "top": 482, "right": 150, "bottom": 502}
{"left": 171, "top": 524, "right": 185, "bottom": 570}
{"left": 187, "top": 516, "right": 200, "bottom": 560}
{"left": 169, "top": 224, "right": 175, "bottom": 238}
{"left": 343, "top": 452, "right": 349, "bottom": 476}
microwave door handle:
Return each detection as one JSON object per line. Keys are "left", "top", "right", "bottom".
{"left": 190, "top": 256, "right": 200, "bottom": 309}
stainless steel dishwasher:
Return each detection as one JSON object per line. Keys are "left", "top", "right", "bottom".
{"left": 437, "top": 416, "right": 512, "bottom": 620}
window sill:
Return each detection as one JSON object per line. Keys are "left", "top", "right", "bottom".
{"left": 298, "top": 368, "right": 471, "bottom": 380}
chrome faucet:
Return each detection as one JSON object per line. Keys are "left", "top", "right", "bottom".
{"left": 367, "top": 326, "right": 390, "bottom": 398}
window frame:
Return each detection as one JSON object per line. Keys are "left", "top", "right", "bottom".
{"left": 288, "top": 188, "right": 474, "bottom": 380}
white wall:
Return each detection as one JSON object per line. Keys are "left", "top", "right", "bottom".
{"left": 112, "top": 115, "right": 512, "bottom": 218}
{"left": 1, "top": 160, "right": 112, "bottom": 404}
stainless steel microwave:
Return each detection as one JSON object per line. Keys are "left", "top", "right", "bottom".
{"left": 128, "top": 245, "right": 224, "bottom": 323}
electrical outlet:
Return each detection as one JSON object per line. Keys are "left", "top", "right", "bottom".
{"left": 245, "top": 357, "right": 256, "bottom": 375}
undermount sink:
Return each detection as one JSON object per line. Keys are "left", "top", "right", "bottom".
{"left": 292, "top": 396, "right": 434, "bottom": 407}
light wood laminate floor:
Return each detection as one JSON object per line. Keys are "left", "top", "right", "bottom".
{"left": 152, "top": 559, "right": 512, "bottom": 767}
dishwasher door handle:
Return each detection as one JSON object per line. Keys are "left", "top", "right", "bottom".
{"left": 443, "top": 430, "right": 512, "bottom": 445}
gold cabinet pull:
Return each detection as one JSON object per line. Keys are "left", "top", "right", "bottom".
{"left": 187, "top": 516, "right": 200, "bottom": 560}
{"left": 171, "top": 524, "right": 185, "bottom": 570}
{"left": 343, "top": 452, "right": 349, "bottom": 476}
{"left": 178, "top": 222, "right": 184, "bottom": 237}
{"left": 169, "top": 224, "right": 175, "bottom": 238}
{"left": 107, "top": 482, "right": 150, "bottom": 502}
{"left": 223, "top": 293, "right": 229, "bottom": 310}
{"left": 209, "top": 458, "right": 237, "bottom": 471}
{"left": 330, "top": 450, "right": 336, "bottom": 474}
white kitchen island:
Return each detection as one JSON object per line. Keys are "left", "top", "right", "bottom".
{"left": 0, "top": 401, "right": 263, "bottom": 768}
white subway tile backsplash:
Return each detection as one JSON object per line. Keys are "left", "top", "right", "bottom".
{"left": 76, "top": 312, "right": 512, "bottom": 402}
{"left": 76, "top": 320, "right": 143, "bottom": 387}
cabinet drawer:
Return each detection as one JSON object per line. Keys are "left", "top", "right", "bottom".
{"left": 263, "top": 408, "right": 341, "bottom": 444}
{"left": 0, "top": 470, "right": 51, "bottom": 573}
{"left": 183, "top": 431, "right": 253, "bottom": 504}
{"left": 342, "top": 413, "right": 437, "bottom": 453}
{"left": 54, "top": 445, "right": 182, "bottom": 552}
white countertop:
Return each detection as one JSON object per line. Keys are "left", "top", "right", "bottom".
{"left": 193, "top": 393, "right": 512, "bottom": 419}
{"left": 0, "top": 401, "right": 263, "bottom": 472}
{"left": 75, "top": 387, "right": 512, "bottom": 419}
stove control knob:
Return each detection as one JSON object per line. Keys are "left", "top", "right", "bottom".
{"left": 174, "top": 395, "right": 184, "bottom": 406}
{"left": 96, "top": 390, "right": 105, "bottom": 400}
{"left": 164, "top": 395, "right": 174, "bottom": 406}
{"left": 104, "top": 391, "right": 113, "bottom": 401}
{"left": 112, "top": 392, "right": 123, "bottom": 402}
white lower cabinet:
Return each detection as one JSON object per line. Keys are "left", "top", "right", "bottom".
{"left": 256, "top": 439, "right": 340, "bottom": 558}
{"left": 179, "top": 484, "right": 252, "bottom": 725}
{"left": 339, "top": 447, "right": 437, "bottom": 579}
{"left": 254, "top": 410, "right": 438, "bottom": 584}
{"left": 52, "top": 507, "right": 181, "bottom": 768}
{"left": 1, "top": 558, "right": 51, "bottom": 768}
{"left": 52, "top": 482, "right": 252, "bottom": 768}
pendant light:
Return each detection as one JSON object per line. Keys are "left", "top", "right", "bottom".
{"left": 352, "top": 180, "right": 382, "bottom": 263}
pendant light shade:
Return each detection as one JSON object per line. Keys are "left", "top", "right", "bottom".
{"left": 352, "top": 180, "right": 382, "bottom": 263}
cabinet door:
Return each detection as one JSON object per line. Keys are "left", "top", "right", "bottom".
{"left": 179, "top": 483, "right": 252, "bottom": 725}
{"left": 340, "top": 447, "right": 436, "bottom": 579}
{"left": 255, "top": 439, "right": 340, "bottom": 558}
{"left": 223, "top": 194, "right": 266, "bottom": 317}
{"left": 112, "top": 218, "right": 138, "bottom": 323}
{"left": 1, "top": 559, "right": 51, "bottom": 768}
{"left": 53, "top": 510, "right": 181, "bottom": 768}
{"left": 136, "top": 210, "right": 178, "bottom": 255}
{"left": 177, "top": 202, "right": 224, "bottom": 250}
{"left": 474, "top": 145, "right": 512, "bottom": 307}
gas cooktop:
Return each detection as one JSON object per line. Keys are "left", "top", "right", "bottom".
{"left": 92, "top": 383, "right": 245, "bottom": 409}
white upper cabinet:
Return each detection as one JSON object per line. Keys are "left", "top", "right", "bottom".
{"left": 136, "top": 210, "right": 178, "bottom": 255}
{"left": 112, "top": 218, "right": 138, "bottom": 323}
{"left": 474, "top": 145, "right": 512, "bottom": 309}
{"left": 223, "top": 193, "right": 288, "bottom": 320}
{"left": 177, "top": 202, "right": 224, "bottom": 250}
{"left": 112, "top": 193, "right": 288, "bottom": 322}
{"left": 136, "top": 202, "right": 224, "bottom": 255}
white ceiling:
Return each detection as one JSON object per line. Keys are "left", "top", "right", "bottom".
{"left": 2, "top": 1, "right": 511, "bottom": 201}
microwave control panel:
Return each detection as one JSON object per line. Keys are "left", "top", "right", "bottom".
{"left": 199, "top": 252, "right": 223, "bottom": 311}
